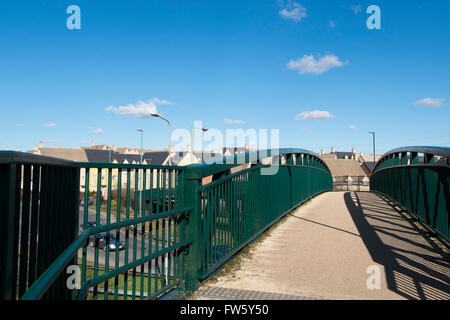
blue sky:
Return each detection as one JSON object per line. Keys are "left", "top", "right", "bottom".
{"left": 0, "top": 0, "right": 449, "bottom": 154}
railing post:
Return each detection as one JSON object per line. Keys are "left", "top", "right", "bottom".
{"left": 401, "top": 152, "right": 408, "bottom": 165}
{"left": 411, "top": 152, "right": 419, "bottom": 164}
{"left": 181, "top": 168, "right": 202, "bottom": 296}
{"left": 0, "top": 163, "right": 18, "bottom": 300}
{"left": 295, "top": 154, "right": 301, "bottom": 166}
{"left": 425, "top": 153, "right": 435, "bottom": 164}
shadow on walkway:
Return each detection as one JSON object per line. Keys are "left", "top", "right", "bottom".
{"left": 344, "top": 192, "right": 449, "bottom": 300}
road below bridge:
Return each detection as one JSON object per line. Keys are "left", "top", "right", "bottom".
{"left": 196, "top": 191, "right": 449, "bottom": 300}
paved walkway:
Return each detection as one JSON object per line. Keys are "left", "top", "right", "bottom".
{"left": 195, "top": 191, "right": 449, "bottom": 300}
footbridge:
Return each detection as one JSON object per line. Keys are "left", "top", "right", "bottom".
{"left": 0, "top": 146, "right": 448, "bottom": 300}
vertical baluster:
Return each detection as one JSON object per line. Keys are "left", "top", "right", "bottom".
{"left": 81, "top": 169, "right": 89, "bottom": 290}
{"left": 28, "top": 165, "right": 40, "bottom": 288}
{"left": 140, "top": 168, "right": 146, "bottom": 299}
{"left": 114, "top": 168, "right": 122, "bottom": 300}
{"left": 123, "top": 169, "right": 131, "bottom": 300}
{"left": 104, "top": 168, "right": 112, "bottom": 300}
{"left": 155, "top": 168, "right": 160, "bottom": 293}
{"left": 18, "top": 164, "right": 31, "bottom": 298}
{"left": 148, "top": 169, "right": 153, "bottom": 297}
{"left": 132, "top": 168, "right": 139, "bottom": 300}
{"left": 93, "top": 168, "right": 102, "bottom": 300}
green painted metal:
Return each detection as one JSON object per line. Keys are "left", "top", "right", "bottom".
{"left": 3, "top": 148, "right": 334, "bottom": 300}
{"left": 0, "top": 152, "right": 79, "bottom": 300}
{"left": 21, "top": 207, "right": 193, "bottom": 300}
{"left": 182, "top": 149, "right": 333, "bottom": 283}
{"left": 371, "top": 146, "right": 449, "bottom": 244}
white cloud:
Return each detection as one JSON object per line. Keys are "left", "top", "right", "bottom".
{"left": 414, "top": 98, "right": 444, "bottom": 108}
{"left": 301, "top": 127, "right": 310, "bottom": 132}
{"left": 279, "top": 1, "right": 307, "bottom": 22}
{"left": 295, "top": 110, "right": 335, "bottom": 120}
{"left": 223, "top": 118, "right": 245, "bottom": 125}
{"left": 287, "top": 54, "right": 346, "bottom": 75}
{"left": 43, "top": 123, "right": 56, "bottom": 127}
{"left": 15, "top": 123, "right": 23, "bottom": 127}
{"left": 329, "top": 20, "right": 336, "bottom": 28}
{"left": 105, "top": 98, "right": 173, "bottom": 118}
{"left": 342, "top": 4, "right": 363, "bottom": 14}
{"left": 349, "top": 125, "right": 358, "bottom": 131}
{"left": 93, "top": 128, "right": 105, "bottom": 135}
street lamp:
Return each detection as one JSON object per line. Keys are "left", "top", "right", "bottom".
{"left": 191, "top": 126, "right": 208, "bottom": 163}
{"left": 137, "top": 129, "right": 143, "bottom": 217}
{"left": 149, "top": 116, "right": 171, "bottom": 282}
{"left": 369, "top": 131, "right": 376, "bottom": 163}
{"left": 150, "top": 113, "right": 172, "bottom": 164}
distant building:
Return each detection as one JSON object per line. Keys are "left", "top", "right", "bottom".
{"left": 321, "top": 147, "right": 368, "bottom": 191}
{"left": 222, "top": 146, "right": 247, "bottom": 157}
{"left": 27, "top": 142, "right": 195, "bottom": 192}
{"left": 26, "top": 141, "right": 255, "bottom": 191}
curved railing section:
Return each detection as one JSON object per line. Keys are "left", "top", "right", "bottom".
{"left": 4, "top": 148, "right": 332, "bottom": 299}
{"left": 370, "top": 146, "right": 450, "bottom": 244}
{"left": 183, "top": 148, "right": 333, "bottom": 286}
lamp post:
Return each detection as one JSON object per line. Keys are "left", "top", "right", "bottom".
{"left": 369, "top": 131, "right": 376, "bottom": 163}
{"left": 137, "top": 129, "right": 143, "bottom": 217}
{"left": 191, "top": 126, "right": 208, "bottom": 163}
{"left": 149, "top": 115, "right": 171, "bottom": 282}
{"left": 150, "top": 113, "right": 172, "bottom": 164}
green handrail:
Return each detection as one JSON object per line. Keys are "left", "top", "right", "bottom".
{"left": 9, "top": 148, "right": 333, "bottom": 300}
{"left": 21, "top": 207, "right": 192, "bottom": 300}
{"left": 371, "top": 146, "right": 449, "bottom": 244}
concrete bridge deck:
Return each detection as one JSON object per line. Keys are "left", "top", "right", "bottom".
{"left": 195, "top": 191, "right": 449, "bottom": 300}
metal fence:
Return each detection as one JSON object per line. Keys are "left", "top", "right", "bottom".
{"left": 0, "top": 152, "right": 80, "bottom": 300}
{"left": 197, "top": 160, "right": 332, "bottom": 279}
{"left": 370, "top": 146, "right": 450, "bottom": 245}
{"left": 1, "top": 149, "right": 333, "bottom": 300}
{"left": 333, "top": 176, "right": 370, "bottom": 191}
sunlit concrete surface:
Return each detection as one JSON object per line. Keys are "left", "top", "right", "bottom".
{"left": 196, "top": 192, "right": 449, "bottom": 300}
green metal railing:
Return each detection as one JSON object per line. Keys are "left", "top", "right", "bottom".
{"left": 0, "top": 152, "right": 80, "bottom": 300}
{"left": 181, "top": 148, "right": 333, "bottom": 291}
{"left": 370, "top": 146, "right": 450, "bottom": 244}
{"left": 23, "top": 163, "right": 192, "bottom": 300}
{"left": 197, "top": 162, "right": 332, "bottom": 279}
{"left": 2, "top": 148, "right": 333, "bottom": 300}
{"left": 77, "top": 163, "right": 189, "bottom": 300}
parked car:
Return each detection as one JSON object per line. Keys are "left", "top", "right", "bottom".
{"left": 80, "top": 221, "right": 96, "bottom": 229}
{"left": 89, "top": 232, "right": 125, "bottom": 251}
{"left": 80, "top": 198, "right": 95, "bottom": 206}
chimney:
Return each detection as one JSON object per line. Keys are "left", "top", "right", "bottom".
{"left": 321, "top": 149, "right": 324, "bottom": 155}
{"left": 352, "top": 147, "right": 355, "bottom": 153}
{"left": 39, "top": 141, "right": 44, "bottom": 149}
{"left": 331, "top": 146, "right": 335, "bottom": 153}
{"left": 91, "top": 140, "right": 95, "bottom": 147}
